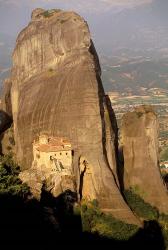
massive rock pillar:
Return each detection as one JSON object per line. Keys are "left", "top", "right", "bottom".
{"left": 121, "top": 105, "right": 168, "bottom": 214}
{"left": 4, "top": 8, "right": 140, "bottom": 225}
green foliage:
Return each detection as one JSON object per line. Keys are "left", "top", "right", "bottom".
{"left": 124, "top": 189, "right": 168, "bottom": 247}
{"left": 91, "top": 214, "right": 138, "bottom": 241}
{"left": 124, "top": 188, "right": 158, "bottom": 220}
{"left": 81, "top": 200, "right": 102, "bottom": 232}
{"left": 42, "top": 9, "right": 61, "bottom": 18}
{"left": 0, "top": 155, "right": 30, "bottom": 199}
{"left": 42, "top": 10, "right": 52, "bottom": 18}
{"left": 131, "top": 184, "right": 147, "bottom": 197}
{"left": 81, "top": 200, "right": 138, "bottom": 241}
{"left": 160, "top": 147, "right": 168, "bottom": 161}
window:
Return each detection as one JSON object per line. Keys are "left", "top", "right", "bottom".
{"left": 36, "top": 154, "right": 40, "bottom": 159}
{"left": 66, "top": 152, "right": 68, "bottom": 155}
{"left": 50, "top": 156, "right": 54, "bottom": 161}
{"left": 60, "top": 153, "right": 62, "bottom": 155}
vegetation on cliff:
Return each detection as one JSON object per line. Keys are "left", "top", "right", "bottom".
{"left": 124, "top": 188, "right": 158, "bottom": 220}
{"left": 0, "top": 154, "right": 166, "bottom": 249}
{"left": 124, "top": 188, "right": 168, "bottom": 248}
{"left": 0, "top": 154, "right": 30, "bottom": 198}
{"left": 160, "top": 147, "right": 168, "bottom": 161}
{"left": 80, "top": 199, "right": 138, "bottom": 241}
{"left": 41, "top": 9, "right": 61, "bottom": 18}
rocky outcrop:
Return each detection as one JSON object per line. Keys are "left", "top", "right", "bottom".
{"left": 121, "top": 105, "right": 168, "bottom": 214}
{"left": 3, "top": 8, "right": 141, "bottom": 225}
{"left": 19, "top": 166, "right": 76, "bottom": 200}
{"left": 0, "top": 125, "right": 15, "bottom": 156}
{"left": 1, "top": 78, "right": 12, "bottom": 118}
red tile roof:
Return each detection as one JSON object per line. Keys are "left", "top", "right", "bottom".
{"left": 34, "top": 136, "right": 71, "bottom": 152}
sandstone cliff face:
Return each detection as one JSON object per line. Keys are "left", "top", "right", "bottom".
{"left": 1, "top": 78, "right": 12, "bottom": 118}
{"left": 5, "top": 8, "right": 141, "bottom": 225}
{"left": 121, "top": 105, "right": 168, "bottom": 214}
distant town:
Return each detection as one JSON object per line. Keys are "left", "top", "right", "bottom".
{"left": 107, "top": 88, "right": 168, "bottom": 167}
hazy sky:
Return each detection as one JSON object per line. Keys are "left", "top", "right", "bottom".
{"left": 0, "top": 0, "right": 167, "bottom": 55}
{"left": 30, "top": 0, "right": 154, "bottom": 9}
{"left": 0, "top": 0, "right": 156, "bottom": 34}
{"left": 0, "top": 0, "right": 153, "bottom": 7}
{"left": 0, "top": 0, "right": 154, "bottom": 14}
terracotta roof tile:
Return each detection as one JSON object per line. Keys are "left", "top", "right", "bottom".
{"left": 34, "top": 136, "right": 72, "bottom": 152}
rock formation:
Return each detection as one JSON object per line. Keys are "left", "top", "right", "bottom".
{"left": 2, "top": 8, "right": 141, "bottom": 225}
{"left": 0, "top": 125, "right": 15, "bottom": 156}
{"left": 121, "top": 105, "right": 168, "bottom": 214}
{"left": 1, "top": 78, "right": 12, "bottom": 118}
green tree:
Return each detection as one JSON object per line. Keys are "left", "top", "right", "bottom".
{"left": 81, "top": 199, "right": 138, "bottom": 240}
{"left": 0, "top": 154, "right": 30, "bottom": 198}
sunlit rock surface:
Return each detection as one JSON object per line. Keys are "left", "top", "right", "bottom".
{"left": 121, "top": 105, "right": 168, "bottom": 214}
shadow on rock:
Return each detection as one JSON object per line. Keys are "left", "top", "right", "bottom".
{"left": 0, "top": 110, "right": 13, "bottom": 154}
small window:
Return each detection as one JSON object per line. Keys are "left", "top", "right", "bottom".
{"left": 55, "top": 154, "right": 56, "bottom": 156}
{"left": 36, "top": 154, "right": 40, "bottom": 159}
{"left": 60, "top": 153, "right": 62, "bottom": 155}
{"left": 66, "top": 153, "right": 68, "bottom": 155}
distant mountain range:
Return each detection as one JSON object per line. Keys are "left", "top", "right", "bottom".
{"left": 0, "top": 0, "right": 168, "bottom": 94}
{"left": 91, "top": 0, "right": 168, "bottom": 52}
{"left": 91, "top": 0, "right": 168, "bottom": 93}
{"left": 102, "top": 55, "right": 168, "bottom": 94}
